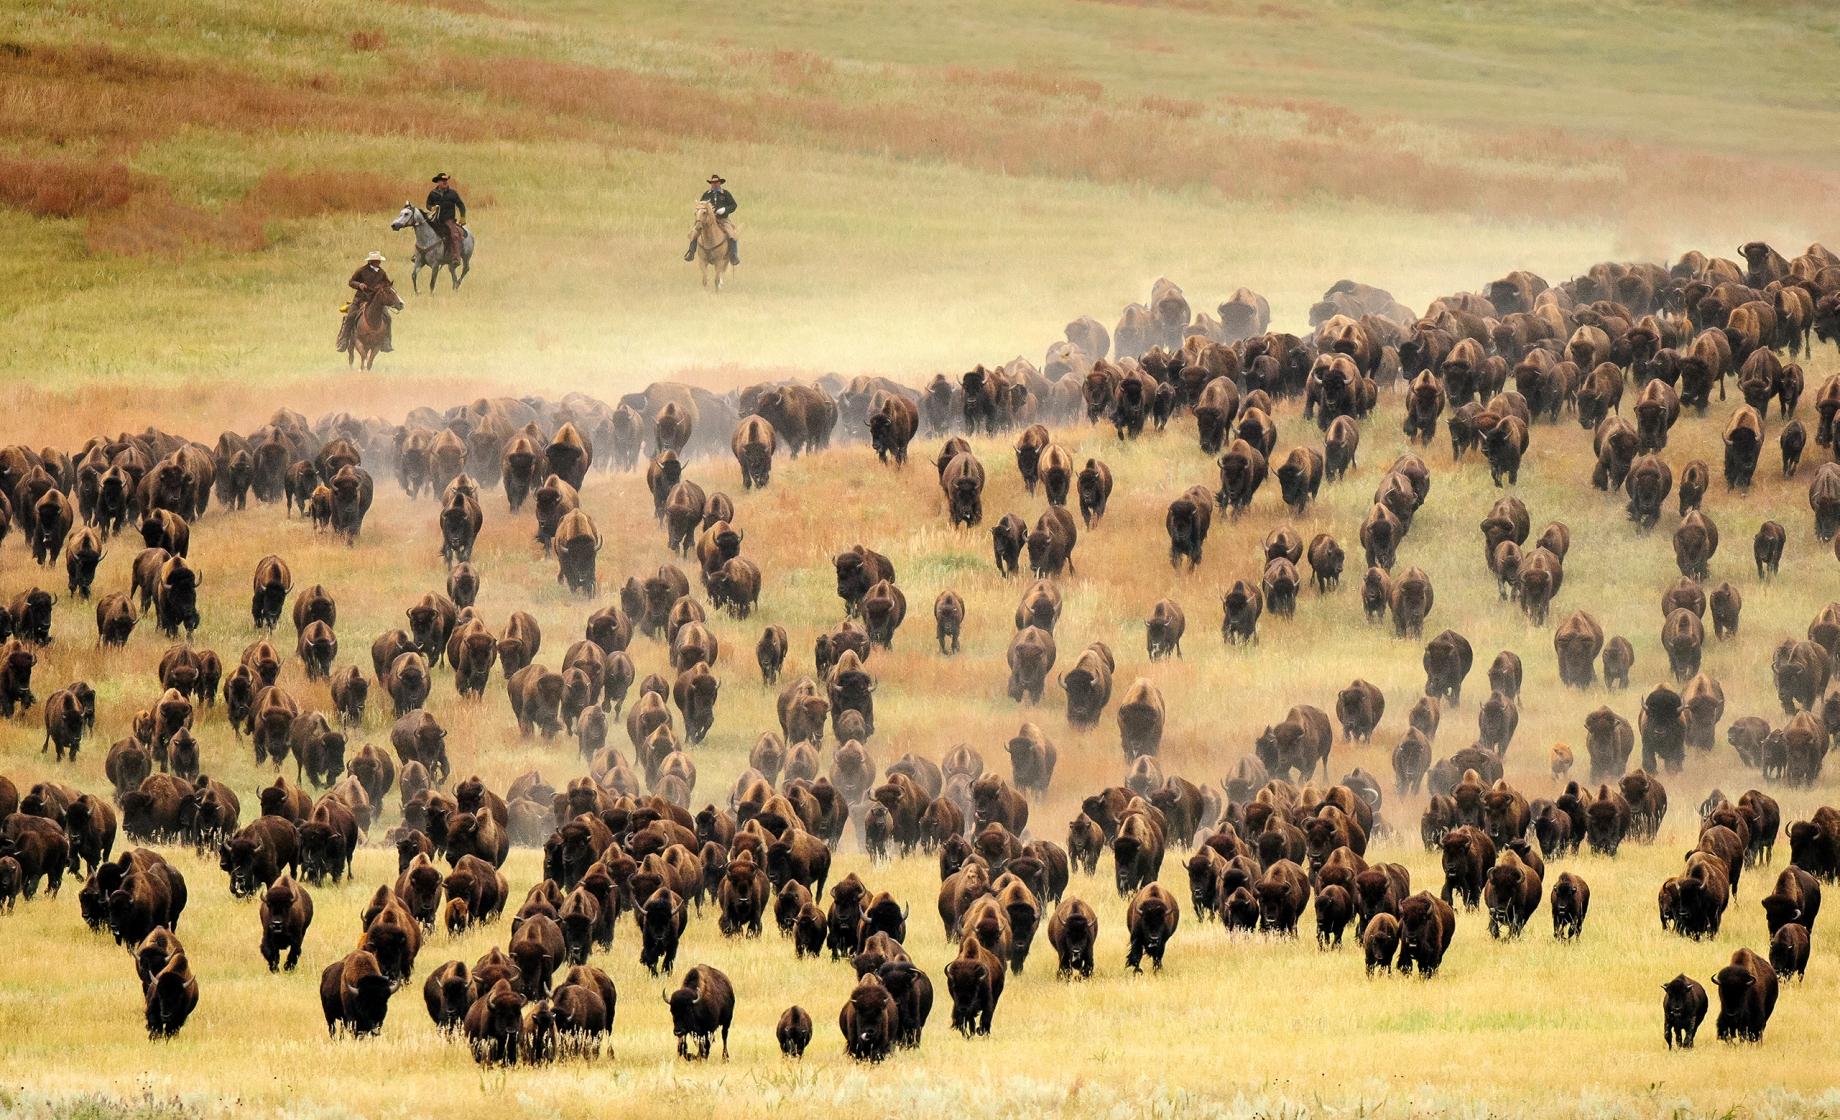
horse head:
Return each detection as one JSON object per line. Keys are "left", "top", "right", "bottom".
{"left": 390, "top": 202, "right": 420, "bottom": 231}
{"left": 377, "top": 283, "right": 405, "bottom": 311}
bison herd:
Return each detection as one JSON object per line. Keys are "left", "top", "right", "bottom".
{"left": 4, "top": 241, "right": 1840, "bottom": 1065}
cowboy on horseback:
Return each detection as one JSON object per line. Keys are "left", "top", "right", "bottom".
{"left": 336, "top": 251, "right": 393, "bottom": 354}
{"left": 426, "top": 172, "right": 467, "bottom": 264}
{"left": 685, "top": 174, "right": 739, "bottom": 265}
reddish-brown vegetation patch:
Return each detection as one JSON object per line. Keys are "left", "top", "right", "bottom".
{"left": 245, "top": 170, "right": 405, "bottom": 220}
{"left": 0, "top": 157, "right": 138, "bottom": 219}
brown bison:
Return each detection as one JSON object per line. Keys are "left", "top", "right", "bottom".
{"left": 1713, "top": 947, "right": 1777, "bottom": 1042}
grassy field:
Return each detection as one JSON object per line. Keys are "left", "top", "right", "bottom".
{"left": 5, "top": 0, "right": 1840, "bottom": 1116}
{"left": 4, "top": 0, "right": 1840, "bottom": 414}
{"left": 3, "top": 363, "right": 1840, "bottom": 1118}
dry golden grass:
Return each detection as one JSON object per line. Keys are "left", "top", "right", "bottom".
{"left": 245, "top": 171, "right": 407, "bottom": 221}
{"left": 0, "top": 0, "right": 1834, "bottom": 409}
{"left": 1, "top": 343, "right": 1839, "bottom": 1116}
{"left": 6, "top": 0, "right": 1840, "bottom": 1112}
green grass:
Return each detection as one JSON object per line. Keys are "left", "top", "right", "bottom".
{"left": 3, "top": 0, "right": 1839, "bottom": 408}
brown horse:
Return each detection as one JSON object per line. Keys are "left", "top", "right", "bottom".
{"left": 349, "top": 282, "right": 403, "bottom": 370}
{"left": 692, "top": 202, "right": 731, "bottom": 291}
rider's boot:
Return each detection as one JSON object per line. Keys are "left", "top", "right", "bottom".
{"left": 684, "top": 237, "right": 697, "bottom": 262}
{"left": 728, "top": 238, "right": 739, "bottom": 266}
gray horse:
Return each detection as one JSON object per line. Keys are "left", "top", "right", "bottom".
{"left": 391, "top": 202, "right": 474, "bottom": 293}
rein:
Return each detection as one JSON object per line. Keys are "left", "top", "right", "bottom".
{"left": 361, "top": 289, "right": 394, "bottom": 327}
{"left": 695, "top": 211, "right": 729, "bottom": 259}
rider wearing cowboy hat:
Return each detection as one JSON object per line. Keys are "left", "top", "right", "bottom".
{"left": 685, "top": 174, "right": 739, "bottom": 265}
{"left": 337, "top": 251, "right": 391, "bottom": 352}
{"left": 426, "top": 172, "right": 467, "bottom": 264}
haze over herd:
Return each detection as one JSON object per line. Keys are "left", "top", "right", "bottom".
{"left": 6, "top": 228, "right": 1840, "bottom": 1098}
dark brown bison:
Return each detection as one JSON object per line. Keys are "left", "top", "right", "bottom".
{"left": 1440, "top": 826, "right": 1495, "bottom": 910}
{"left": 1124, "top": 882, "right": 1180, "bottom": 971}
{"left": 1663, "top": 974, "right": 1709, "bottom": 1049}
{"left": 1810, "top": 463, "right": 1840, "bottom": 541}
{"left": 1672, "top": 509, "right": 1719, "bottom": 580}
{"left": 1256, "top": 705, "right": 1332, "bottom": 781}
{"left": 1059, "top": 644, "right": 1113, "bottom": 731}
{"left": 1625, "top": 453, "right": 1673, "bottom": 529}
{"left": 1602, "top": 636, "right": 1635, "bottom": 690}
{"left": 1115, "top": 678, "right": 1165, "bottom": 760}
{"left": 1145, "top": 598, "right": 1185, "bottom": 660}
{"left": 1483, "top": 850, "right": 1542, "bottom": 939}
{"left": 1076, "top": 458, "right": 1113, "bottom": 527}
{"left": 1760, "top": 866, "right": 1821, "bottom": 935}
{"left": 1772, "top": 639, "right": 1831, "bottom": 714}
{"left": 1550, "top": 871, "right": 1589, "bottom": 940}
{"left": 1047, "top": 896, "right": 1099, "bottom": 979}
{"left": 943, "top": 934, "right": 1005, "bottom": 1036}
{"left": 1422, "top": 630, "right": 1474, "bottom": 706}
{"left": 1396, "top": 891, "right": 1457, "bottom": 976}
{"left": 1005, "top": 627, "right": 1055, "bottom": 705}
{"left": 1215, "top": 439, "right": 1268, "bottom": 516}
{"left": 141, "top": 938, "right": 198, "bottom": 1039}
{"left": 1251, "top": 864, "right": 1310, "bottom": 934}
{"left": 1713, "top": 947, "right": 1777, "bottom": 1042}
{"left": 834, "top": 545, "right": 895, "bottom": 618}
{"left": 1164, "top": 487, "right": 1212, "bottom": 569}
{"left": 941, "top": 452, "right": 985, "bottom": 528}
{"left": 258, "top": 873, "right": 313, "bottom": 972}
{"left": 1336, "top": 680, "right": 1384, "bottom": 743}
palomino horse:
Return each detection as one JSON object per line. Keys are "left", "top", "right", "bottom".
{"left": 349, "top": 282, "right": 403, "bottom": 370}
{"left": 692, "top": 201, "right": 731, "bottom": 291}
{"left": 391, "top": 202, "right": 474, "bottom": 293}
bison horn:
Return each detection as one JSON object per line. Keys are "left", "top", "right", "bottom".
{"left": 660, "top": 988, "right": 671, "bottom": 1005}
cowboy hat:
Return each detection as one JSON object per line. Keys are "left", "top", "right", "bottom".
{"left": 431, "top": 172, "right": 451, "bottom": 183}
{"left": 706, "top": 174, "right": 726, "bottom": 184}
{"left": 365, "top": 251, "right": 385, "bottom": 263}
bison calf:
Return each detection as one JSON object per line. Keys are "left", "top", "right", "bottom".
{"left": 1663, "top": 974, "right": 1708, "bottom": 1049}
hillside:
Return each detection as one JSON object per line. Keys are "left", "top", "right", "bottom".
{"left": 3, "top": 0, "right": 1839, "bottom": 415}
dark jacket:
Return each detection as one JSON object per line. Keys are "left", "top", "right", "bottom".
{"left": 700, "top": 187, "right": 738, "bottom": 217}
{"left": 349, "top": 263, "right": 390, "bottom": 292}
{"left": 426, "top": 186, "right": 466, "bottom": 223}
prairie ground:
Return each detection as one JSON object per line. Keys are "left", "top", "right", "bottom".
{"left": 5, "top": 0, "right": 1840, "bottom": 1116}
{"left": 2, "top": 358, "right": 1839, "bottom": 1118}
